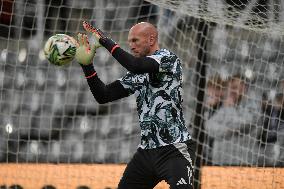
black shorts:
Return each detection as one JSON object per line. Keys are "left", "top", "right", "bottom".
{"left": 118, "top": 140, "right": 196, "bottom": 189}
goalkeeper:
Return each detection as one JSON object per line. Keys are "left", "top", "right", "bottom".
{"left": 76, "top": 21, "right": 195, "bottom": 189}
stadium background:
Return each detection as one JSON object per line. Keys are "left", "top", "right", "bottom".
{"left": 0, "top": 0, "right": 284, "bottom": 188}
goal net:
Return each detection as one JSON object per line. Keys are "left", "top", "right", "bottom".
{"left": 0, "top": 0, "right": 284, "bottom": 188}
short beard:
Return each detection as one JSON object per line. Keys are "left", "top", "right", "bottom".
{"left": 139, "top": 47, "right": 151, "bottom": 57}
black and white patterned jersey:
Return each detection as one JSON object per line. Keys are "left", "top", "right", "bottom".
{"left": 119, "top": 49, "right": 191, "bottom": 149}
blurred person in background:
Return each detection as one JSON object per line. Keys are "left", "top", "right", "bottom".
{"left": 75, "top": 21, "right": 196, "bottom": 189}
{"left": 203, "top": 74, "right": 226, "bottom": 165}
{"left": 204, "top": 75, "right": 226, "bottom": 119}
{"left": 205, "top": 74, "right": 262, "bottom": 165}
{"left": 258, "top": 93, "right": 284, "bottom": 166}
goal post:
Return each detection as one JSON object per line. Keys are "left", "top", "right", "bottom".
{"left": 1, "top": 0, "right": 284, "bottom": 188}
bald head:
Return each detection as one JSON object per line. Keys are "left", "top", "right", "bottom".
{"left": 128, "top": 22, "right": 159, "bottom": 57}
{"left": 130, "top": 22, "right": 158, "bottom": 41}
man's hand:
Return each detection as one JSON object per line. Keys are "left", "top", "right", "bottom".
{"left": 75, "top": 33, "right": 99, "bottom": 65}
{"left": 82, "top": 21, "right": 118, "bottom": 54}
{"left": 83, "top": 21, "right": 113, "bottom": 46}
{"left": 83, "top": 21, "right": 106, "bottom": 41}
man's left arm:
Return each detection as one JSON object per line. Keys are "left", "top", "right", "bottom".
{"left": 111, "top": 47, "right": 159, "bottom": 74}
{"left": 83, "top": 21, "right": 159, "bottom": 74}
{"left": 98, "top": 36, "right": 160, "bottom": 74}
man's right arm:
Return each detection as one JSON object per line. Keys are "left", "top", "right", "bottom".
{"left": 81, "top": 64, "right": 129, "bottom": 104}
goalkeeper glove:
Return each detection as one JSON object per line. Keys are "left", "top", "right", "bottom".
{"left": 83, "top": 21, "right": 106, "bottom": 43}
{"left": 75, "top": 33, "right": 100, "bottom": 65}
{"left": 82, "top": 21, "right": 118, "bottom": 53}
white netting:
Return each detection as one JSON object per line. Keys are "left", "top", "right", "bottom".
{"left": 150, "top": 0, "right": 284, "bottom": 34}
{"left": 0, "top": 0, "right": 284, "bottom": 188}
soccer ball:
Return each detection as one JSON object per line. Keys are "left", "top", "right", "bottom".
{"left": 44, "top": 34, "right": 77, "bottom": 66}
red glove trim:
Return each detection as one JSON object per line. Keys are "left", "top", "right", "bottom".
{"left": 85, "top": 72, "right": 97, "bottom": 79}
{"left": 111, "top": 44, "right": 119, "bottom": 54}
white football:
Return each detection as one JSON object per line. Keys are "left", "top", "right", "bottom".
{"left": 44, "top": 34, "right": 77, "bottom": 66}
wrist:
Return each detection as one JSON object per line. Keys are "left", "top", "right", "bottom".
{"left": 99, "top": 37, "right": 117, "bottom": 52}
{"left": 80, "top": 63, "right": 96, "bottom": 76}
{"left": 85, "top": 72, "right": 97, "bottom": 79}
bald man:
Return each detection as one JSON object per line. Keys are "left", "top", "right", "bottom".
{"left": 76, "top": 22, "right": 195, "bottom": 189}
